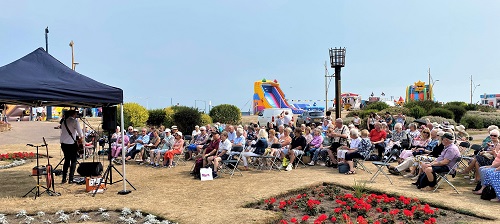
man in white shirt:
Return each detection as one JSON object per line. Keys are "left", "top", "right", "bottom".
{"left": 60, "top": 110, "right": 83, "bottom": 184}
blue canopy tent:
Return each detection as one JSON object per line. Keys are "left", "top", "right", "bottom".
{"left": 0, "top": 48, "right": 131, "bottom": 195}
{"left": 0, "top": 48, "right": 122, "bottom": 107}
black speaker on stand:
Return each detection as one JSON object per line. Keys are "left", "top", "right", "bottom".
{"left": 93, "top": 106, "right": 135, "bottom": 197}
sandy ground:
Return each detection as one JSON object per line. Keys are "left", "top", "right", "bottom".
{"left": 0, "top": 121, "right": 499, "bottom": 224}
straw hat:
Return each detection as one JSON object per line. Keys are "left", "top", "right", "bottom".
{"left": 456, "top": 125, "right": 466, "bottom": 133}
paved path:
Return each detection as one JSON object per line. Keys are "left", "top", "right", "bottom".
{"left": 0, "top": 121, "right": 61, "bottom": 145}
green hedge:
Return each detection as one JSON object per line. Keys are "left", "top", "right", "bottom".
{"left": 404, "top": 100, "right": 441, "bottom": 112}
{"left": 420, "top": 116, "right": 456, "bottom": 126}
{"left": 201, "top": 113, "right": 213, "bottom": 126}
{"left": 209, "top": 104, "right": 241, "bottom": 124}
{"left": 460, "top": 111, "right": 500, "bottom": 129}
{"left": 442, "top": 105, "right": 466, "bottom": 123}
{"left": 147, "top": 109, "right": 167, "bottom": 127}
{"left": 172, "top": 107, "right": 202, "bottom": 134}
{"left": 365, "top": 102, "right": 389, "bottom": 111}
{"left": 428, "top": 108, "right": 454, "bottom": 120}
{"left": 408, "top": 105, "right": 426, "bottom": 119}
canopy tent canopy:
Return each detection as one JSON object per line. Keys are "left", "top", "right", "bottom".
{"left": 0, "top": 48, "right": 122, "bottom": 107}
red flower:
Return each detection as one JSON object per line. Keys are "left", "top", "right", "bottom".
{"left": 297, "top": 194, "right": 302, "bottom": 199}
{"left": 389, "top": 209, "right": 399, "bottom": 215}
{"left": 345, "top": 206, "right": 351, "bottom": 211}
{"left": 301, "top": 215, "right": 310, "bottom": 221}
{"left": 428, "top": 217, "right": 436, "bottom": 223}
{"left": 290, "top": 217, "right": 297, "bottom": 223}
{"left": 357, "top": 216, "right": 368, "bottom": 224}
{"left": 318, "top": 214, "right": 327, "bottom": 221}
{"left": 270, "top": 198, "right": 276, "bottom": 204}
{"left": 280, "top": 220, "right": 288, "bottom": 224}
{"left": 403, "top": 209, "right": 413, "bottom": 217}
{"left": 330, "top": 217, "right": 337, "bottom": 222}
{"left": 376, "top": 207, "right": 383, "bottom": 213}
{"left": 374, "top": 221, "right": 381, "bottom": 224}
{"left": 334, "top": 208, "right": 342, "bottom": 213}
{"left": 264, "top": 199, "right": 269, "bottom": 204}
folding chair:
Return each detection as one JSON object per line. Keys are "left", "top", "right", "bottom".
{"left": 220, "top": 146, "right": 244, "bottom": 178}
{"left": 369, "top": 148, "right": 397, "bottom": 184}
{"left": 293, "top": 149, "right": 307, "bottom": 169}
{"left": 457, "top": 141, "right": 471, "bottom": 170}
{"left": 353, "top": 147, "right": 374, "bottom": 174}
{"left": 173, "top": 143, "right": 188, "bottom": 166}
{"left": 433, "top": 156, "right": 461, "bottom": 194}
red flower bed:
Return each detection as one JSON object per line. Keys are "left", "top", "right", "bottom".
{"left": 0, "top": 152, "right": 36, "bottom": 160}
{"left": 252, "top": 184, "right": 482, "bottom": 224}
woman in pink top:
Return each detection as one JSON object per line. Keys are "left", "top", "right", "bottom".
{"left": 163, "top": 132, "right": 185, "bottom": 168}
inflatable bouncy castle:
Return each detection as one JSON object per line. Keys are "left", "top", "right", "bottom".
{"left": 405, "top": 80, "right": 433, "bottom": 102}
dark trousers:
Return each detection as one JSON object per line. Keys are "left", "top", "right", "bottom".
{"left": 374, "top": 143, "right": 386, "bottom": 158}
{"left": 61, "top": 143, "right": 78, "bottom": 180}
{"left": 125, "top": 146, "right": 139, "bottom": 159}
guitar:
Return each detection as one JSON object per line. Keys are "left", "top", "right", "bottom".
{"left": 43, "top": 137, "right": 54, "bottom": 189}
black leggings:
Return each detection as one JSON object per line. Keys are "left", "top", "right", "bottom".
{"left": 345, "top": 152, "right": 364, "bottom": 161}
{"left": 61, "top": 143, "right": 78, "bottom": 180}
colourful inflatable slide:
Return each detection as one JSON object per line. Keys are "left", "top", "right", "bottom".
{"left": 253, "top": 79, "right": 302, "bottom": 114}
{"left": 405, "top": 80, "right": 433, "bottom": 102}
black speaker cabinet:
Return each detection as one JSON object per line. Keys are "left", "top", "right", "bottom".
{"left": 77, "top": 162, "right": 103, "bottom": 177}
{"left": 102, "top": 106, "right": 117, "bottom": 131}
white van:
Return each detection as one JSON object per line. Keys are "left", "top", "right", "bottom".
{"left": 257, "top": 108, "right": 293, "bottom": 127}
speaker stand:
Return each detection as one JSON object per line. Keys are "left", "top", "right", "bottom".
{"left": 92, "top": 132, "right": 135, "bottom": 197}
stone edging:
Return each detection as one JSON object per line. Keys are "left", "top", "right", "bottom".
{"left": 0, "top": 159, "right": 27, "bottom": 169}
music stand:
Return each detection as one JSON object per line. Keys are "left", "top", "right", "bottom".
{"left": 23, "top": 142, "right": 59, "bottom": 199}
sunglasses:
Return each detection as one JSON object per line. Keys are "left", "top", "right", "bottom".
{"left": 423, "top": 132, "right": 430, "bottom": 134}
{"left": 491, "top": 135, "right": 498, "bottom": 137}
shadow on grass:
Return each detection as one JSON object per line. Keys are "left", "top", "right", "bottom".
{"left": 0, "top": 169, "right": 43, "bottom": 198}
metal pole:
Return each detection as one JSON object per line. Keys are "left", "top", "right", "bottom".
{"left": 325, "top": 61, "right": 328, "bottom": 111}
{"left": 45, "top": 27, "right": 52, "bottom": 120}
{"left": 470, "top": 75, "right": 473, "bottom": 104}
{"left": 119, "top": 104, "right": 130, "bottom": 195}
{"left": 335, "top": 67, "right": 341, "bottom": 119}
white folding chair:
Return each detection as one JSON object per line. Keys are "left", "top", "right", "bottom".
{"left": 220, "top": 146, "right": 244, "bottom": 178}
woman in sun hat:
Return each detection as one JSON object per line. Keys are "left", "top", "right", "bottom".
{"left": 455, "top": 125, "right": 469, "bottom": 141}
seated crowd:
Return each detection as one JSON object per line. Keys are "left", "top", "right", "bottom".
{"left": 106, "top": 115, "right": 500, "bottom": 202}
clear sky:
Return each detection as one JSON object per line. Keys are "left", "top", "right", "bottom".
{"left": 1, "top": 1, "right": 499, "bottom": 111}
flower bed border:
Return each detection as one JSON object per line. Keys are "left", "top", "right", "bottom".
{"left": 244, "top": 182, "right": 496, "bottom": 224}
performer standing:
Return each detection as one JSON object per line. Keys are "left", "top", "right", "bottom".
{"left": 60, "top": 110, "right": 83, "bottom": 184}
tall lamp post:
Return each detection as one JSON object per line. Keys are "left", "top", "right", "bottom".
{"left": 470, "top": 75, "right": 480, "bottom": 104}
{"left": 195, "top": 100, "right": 207, "bottom": 113}
{"left": 45, "top": 27, "right": 52, "bottom": 120}
{"left": 329, "top": 47, "right": 346, "bottom": 119}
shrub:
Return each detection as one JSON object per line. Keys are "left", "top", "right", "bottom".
{"left": 172, "top": 107, "right": 202, "bottom": 133}
{"left": 465, "top": 103, "right": 478, "bottom": 111}
{"left": 443, "top": 105, "right": 466, "bottom": 123}
{"left": 209, "top": 104, "right": 241, "bottom": 124}
{"left": 444, "top": 101, "right": 467, "bottom": 108}
{"left": 461, "top": 111, "right": 500, "bottom": 128}
{"left": 428, "top": 108, "right": 454, "bottom": 119}
{"left": 163, "top": 107, "right": 175, "bottom": 128}
{"left": 379, "top": 107, "right": 410, "bottom": 117}
{"left": 357, "top": 109, "right": 379, "bottom": 119}
{"left": 365, "top": 102, "right": 389, "bottom": 111}
{"left": 404, "top": 100, "right": 441, "bottom": 112}
{"left": 119, "top": 103, "right": 148, "bottom": 128}
{"left": 477, "top": 105, "right": 496, "bottom": 112}
{"left": 408, "top": 106, "right": 426, "bottom": 119}
{"left": 200, "top": 113, "right": 213, "bottom": 126}
{"left": 147, "top": 109, "right": 167, "bottom": 127}
{"left": 460, "top": 114, "right": 484, "bottom": 129}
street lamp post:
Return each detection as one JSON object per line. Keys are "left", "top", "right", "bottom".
{"left": 427, "top": 68, "right": 439, "bottom": 101}
{"left": 195, "top": 100, "right": 207, "bottom": 113}
{"left": 329, "top": 47, "right": 346, "bottom": 119}
{"left": 470, "top": 75, "right": 480, "bottom": 104}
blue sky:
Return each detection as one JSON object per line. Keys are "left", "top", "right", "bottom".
{"left": 1, "top": 1, "right": 499, "bottom": 111}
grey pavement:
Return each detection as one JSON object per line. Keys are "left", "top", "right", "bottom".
{"left": 0, "top": 121, "right": 61, "bottom": 145}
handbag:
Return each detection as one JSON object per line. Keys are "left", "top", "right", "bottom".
{"left": 481, "top": 185, "right": 496, "bottom": 200}
{"left": 338, "top": 163, "right": 349, "bottom": 174}
{"left": 200, "top": 167, "right": 213, "bottom": 181}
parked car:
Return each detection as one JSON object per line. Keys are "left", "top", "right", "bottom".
{"left": 296, "top": 111, "right": 324, "bottom": 126}
{"left": 257, "top": 108, "right": 293, "bottom": 127}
